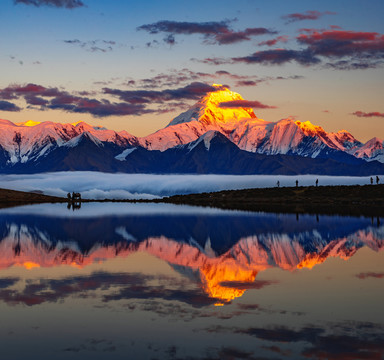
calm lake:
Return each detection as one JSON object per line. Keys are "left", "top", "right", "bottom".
{"left": 0, "top": 203, "right": 383, "bottom": 359}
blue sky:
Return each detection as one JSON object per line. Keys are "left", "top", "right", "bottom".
{"left": 1, "top": 0, "right": 383, "bottom": 141}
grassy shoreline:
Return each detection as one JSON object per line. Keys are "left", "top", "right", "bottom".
{"left": 0, "top": 185, "right": 383, "bottom": 216}
{"left": 0, "top": 188, "right": 67, "bottom": 209}
{"left": 160, "top": 184, "right": 384, "bottom": 217}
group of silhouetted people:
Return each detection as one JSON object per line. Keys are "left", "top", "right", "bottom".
{"left": 370, "top": 176, "right": 380, "bottom": 185}
{"left": 67, "top": 192, "right": 82, "bottom": 201}
{"left": 67, "top": 192, "right": 82, "bottom": 211}
{"left": 275, "top": 176, "right": 380, "bottom": 188}
{"left": 276, "top": 179, "right": 319, "bottom": 188}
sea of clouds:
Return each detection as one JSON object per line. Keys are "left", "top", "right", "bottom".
{"left": 0, "top": 172, "right": 375, "bottom": 200}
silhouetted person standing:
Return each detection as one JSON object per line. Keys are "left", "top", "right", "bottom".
{"left": 277, "top": 181, "right": 280, "bottom": 188}
{"left": 377, "top": 176, "right": 380, "bottom": 184}
{"left": 370, "top": 177, "right": 374, "bottom": 185}
{"left": 296, "top": 180, "right": 298, "bottom": 187}
{"left": 316, "top": 179, "right": 318, "bottom": 187}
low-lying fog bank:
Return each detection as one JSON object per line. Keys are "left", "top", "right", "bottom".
{"left": 0, "top": 172, "right": 377, "bottom": 200}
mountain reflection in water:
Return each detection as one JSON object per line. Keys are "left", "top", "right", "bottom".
{"left": 0, "top": 203, "right": 383, "bottom": 360}
{"left": 0, "top": 203, "right": 382, "bottom": 304}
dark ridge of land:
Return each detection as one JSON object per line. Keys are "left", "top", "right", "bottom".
{"left": 160, "top": 184, "right": 384, "bottom": 217}
{"left": 0, "top": 185, "right": 383, "bottom": 217}
{"left": 0, "top": 188, "right": 66, "bottom": 209}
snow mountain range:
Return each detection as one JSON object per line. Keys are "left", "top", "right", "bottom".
{"left": 0, "top": 85, "right": 383, "bottom": 174}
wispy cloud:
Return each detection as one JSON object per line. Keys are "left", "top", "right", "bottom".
{"left": 0, "top": 81, "right": 226, "bottom": 117}
{"left": 298, "top": 29, "right": 384, "bottom": 69}
{"left": 0, "top": 271, "right": 215, "bottom": 307}
{"left": 0, "top": 80, "right": 237, "bottom": 117}
{"left": 356, "top": 272, "right": 384, "bottom": 279}
{"left": 352, "top": 111, "right": 384, "bottom": 118}
{"left": 63, "top": 39, "right": 118, "bottom": 52}
{"left": 258, "top": 35, "right": 289, "bottom": 47}
{"left": 0, "top": 100, "right": 22, "bottom": 112}
{"left": 232, "top": 48, "right": 320, "bottom": 66}
{"left": 219, "top": 99, "right": 277, "bottom": 109}
{"left": 206, "top": 322, "right": 384, "bottom": 360}
{"left": 14, "top": 0, "right": 85, "bottom": 9}
{"left": 282, "top": 10, "right": 336, "bottom": 24}
{"left": 63, "top": 338, "right": 116, "bottom": 353}
{"left": 0, "top": 83, "right": 150, "bottom": 117}
{"left": 127, "top": 69, "right": 303, "bottom": 90}
{"left": 137, "top": 19, "right": 277, "bottom": 45}
{"left": 48, "top": 98, "right": 151, "bottom": 117}
{"left": 219, "top": 279, "right": 278, "bottom": 290}
{"left": 199, "top": 28, "right": 384, "bottom": 70}
{"left": 103, "top": 82, "right": 225, "bottom": 104}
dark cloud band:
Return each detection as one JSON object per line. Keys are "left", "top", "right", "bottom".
{"left": 137, "top": 20, "right": 277, "bottom": 45}
{"left": 200, "top": 28, "right": 384, "bottom": 70}
{"left": 352, "top": 111, "right": 384, "bottom": 118}
{"left": 0, "top": 100, "right": 22, "bottom": 112}
{"left": 219, "top": 100, "right": 276, "bottom": 109}
{"left": 282, "top": 10, "right": 336, "bottom": 24}
{"left": 14, "top": 0, "right": 85, "bottom": 9}
{"left": 0, "top": 82, "right": 226, "bottom": 118}
{"left": 103, "top": 82, "right": 225, "bottom": 104}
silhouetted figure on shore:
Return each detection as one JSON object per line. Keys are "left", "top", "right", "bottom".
{"left": 370, "top": 177, "right": 373, "bottom": 185}
{"left": 296, "top": 180, "right": 298, "bottom": 187}
{"left": 277, "top": 181, "right": 280, "bottom": 188}
{"left": 72, "top": 192, "right": 82, "bottom": 201}
{"left": 316, "top": 179, "right": 319, "bottom": 187}
{"left": 376, "top": 176, "right": 380, "bottom": 184}
{"left": 67, "top": 191, "right": 81, "bottom": 210}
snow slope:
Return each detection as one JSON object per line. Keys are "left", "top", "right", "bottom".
{"left": 0, "top": 119, "right": 137, "bottom": 166}
{"left": 0, "top": 85, "right": 382, "bottom": 167}
{"left": 139, "top": 85, "right": 367, "bottom": 161}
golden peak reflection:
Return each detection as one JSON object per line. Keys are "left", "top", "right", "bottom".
{"left": 0, "top": 222, "right": 383, "bottom": 304}
{"left": 200, "top": 262, "right": 258, "bottom": 303}
{"left": 21, "top": 261, "right": 40, "bottom": 270}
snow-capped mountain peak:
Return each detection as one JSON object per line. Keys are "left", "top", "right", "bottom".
{"left": 187, "top": 130, "right": 220, "bottom": 152}
{"left": 168, "top": 84, "right": 257, "bottom": 128}
{"left": 295, "top": 120, "right": 325, "bottom": 137}
{"left": 139, "top": 85, "right": 269, "bottom": 151}
{"left": 0, "top": 119, "right": 138, "bottom": 167}
{"left": 350, "top": 137, "right": 384, "bottom": 163}
{"left": 65, "top": 131, "right": 104, "bottom": 148}
{"left": 15, "top": 120, "right": 41, "bottom": 127}
{"left": 0, "top": 86, "right": 383, "bottom": 172}
{"left": 136, "top": 86, "right": 379, "bottom": 162}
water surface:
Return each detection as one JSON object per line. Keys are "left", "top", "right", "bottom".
{"left": 0, "top": 203, "right": 383, "bottom": 359}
